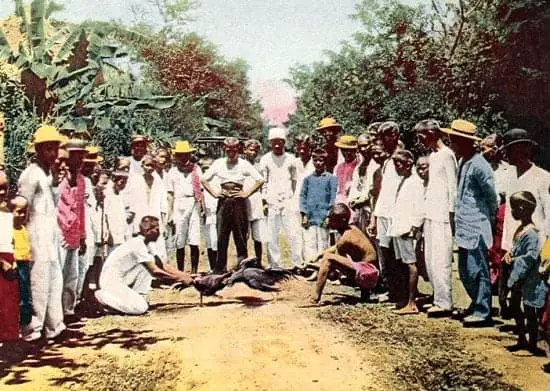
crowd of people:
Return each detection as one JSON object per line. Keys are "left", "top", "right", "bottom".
{"left": 0, "top": 115, "right": 549, "bottom": 373}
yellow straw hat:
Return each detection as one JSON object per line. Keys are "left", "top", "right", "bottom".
{"left": 316, "top": 117, "right": 342, "bottom": 132}
{"left": 441, "top": 120, "right": 480, "bottom": 141}
{"left": 334, "top": 134, "right": 358, "bottom": 149}
{"left": 83, "top": 145, "right": 104, "bottom": 163}
{"left": 174, "top": 140, "right": 196, "bottom": 154}
{"left": 33, "top": 125, "right": 62, "bottom": 145}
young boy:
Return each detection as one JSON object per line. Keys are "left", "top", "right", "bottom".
{"left": 505, "top": 191, "right": 548, "bottom": 356}
{"left": 389, "top": 150, "right": 425, "bottom": 314}
{"left": 313, "top": 203, "right": 378, "bottom": 303}
{"left": 0, "top": 172, "right": 19, "bottom": 341}
{"left": 300, "top": 148, "right": 337, "bottom": 263}
{"left": 11, "top": 196, "right": 32, "bottom": 329}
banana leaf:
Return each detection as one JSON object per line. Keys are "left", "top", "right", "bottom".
{"left": 0, "top": 28, "right": 14, "bottom": 62}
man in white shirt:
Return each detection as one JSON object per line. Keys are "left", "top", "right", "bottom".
{"left": 166, "top": 141, "right": 203, "bottom": 274}
{"left": 95, "top": 216, "right": 192, "bottom": 315}
{"left": 258, "top": 128, "right": 302, "bottom": 270}
{"left": 243, "top": 139, "right": 268, "bottom": 266}
{"left": 104, "top": 170, "right": 129, "bottom": 254}
{"left": 501, "top": 128, "right": 550, "bottom": 252}
{"left": 127, "top": 155, "right": 168, "bottom": 261}
{"left": 416, "top": 120, "right": 458, "bottom": 316}
{"left": 18, "top": 125, "right": 66, "bottom": 341}
{"left": 201, "top": 137, "right": 264, "bottom": 273}
{"left": 370, "top": 121, "right": 407, "bottom": 305}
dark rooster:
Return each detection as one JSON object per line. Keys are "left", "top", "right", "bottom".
{"left": 224, "top": 267, "right": 292, "bottom": 292}
{"left": 192, "top": 272, "right": 232, "bottom": 306}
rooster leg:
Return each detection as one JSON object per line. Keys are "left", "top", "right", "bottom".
{"left": 200, "top": 292, "right": 203, "bottom": 307}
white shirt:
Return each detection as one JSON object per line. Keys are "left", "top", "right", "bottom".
{"left": 258, "top": 152, "right": 297, "bottom": 208}
{"left": 424, "top": 146, "right": 457, "bottom": 222}
{"left": 502, "top": 164, "right": 550, "bottom": 251}
{"left": 104, "top": 185, "right": 127, "bottom": 245}
{"left": 389, "top": 174, "right": 425, "bottom": 236}
{"left": 494, "top": 161, "right": 512, "bottom": 198}
{"left": 373, "top": 159, "right": 400, "bottom": 218}
{"left": 18, "top": 163, "right": 58, "bottom": 262}
{"left": 293, "top": 158, "right": 315, "bottom": 207}
{"left": 0, "top": 211, "right": 13, "bottom": 253}
{"left": 246, "top": 161, "right": 266, "bottom": 221}
{"left": 166, "top": 166, "right": 203, "bottom": 215}
{"left": 128, "top": 157, "right": 144, "bottom": 176}
{"left": 127, "top": 173, "right": 168, "bottom": 233}
{"left": 202, "top": 157, "right": 263, "bottom": 187}
{"left": 101, "top": 236, "right": 154, "bottom": 281}
{"left": 349, "top": 158, "right": 379, "bottom": 202}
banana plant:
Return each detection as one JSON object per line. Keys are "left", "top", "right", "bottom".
{"left": 0, "top": 0, "right": 178, "bottom": 122}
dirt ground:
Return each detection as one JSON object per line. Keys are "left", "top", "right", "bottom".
{"left": 1, "top": 251, "right": 549, "bottom": 391}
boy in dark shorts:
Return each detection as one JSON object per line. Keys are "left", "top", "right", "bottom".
{"left": 313, "top": 203, "right": 378, "bottom": 304}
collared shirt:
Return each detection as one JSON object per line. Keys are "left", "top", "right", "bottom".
{"left": 425, "top": 146, "right": 457, "bottom": 222}
{"left": 128, "top": 157, "right": 144, "bottom": 176}
{"left": 293, "top": 158, "right": 315, "bottom": 207}
{"left": 455, "top": 153, "right": 498, "bottom": 249}
{"left": 57, "top": 174, "right": 86, "bottom": 249}
{"left": 246, "top": 160, "right": 266, "bottom": 221}
{"left": 349, "top": 158, "right": 378, "bottom": 202}
{"left": 258, "top": 152, "right": 297, "bottom": 208}
{"left": 166, "top": 166, "right": 203, "bottom": 203}
{"left": 101, "top": 236, "right": 154, "bottom": 281}
{"left": 501, "top": 164, "right": 550, "bottom": 251}
{"left": 300, "top": 171, "right": 337, "bottom": 226}
{"left": 373, "top": 158, "right": 400, "bottom": 218}
{"left": 202, "top": 157, "right": 263, "bottom": 187}
{"left": 389, "top": 174, "right": 424, "bottom": 237}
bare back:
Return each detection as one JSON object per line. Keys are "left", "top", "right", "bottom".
{"left": 336, "top": 225, "right": 377, "bottom": 264}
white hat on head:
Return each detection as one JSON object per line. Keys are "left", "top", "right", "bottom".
{"left": 268, "top": 127, "right": 287, "bottom": 141}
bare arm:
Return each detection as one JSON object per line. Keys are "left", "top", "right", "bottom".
{"left": 143, "top": 258, "right": 193, "bottom": 286}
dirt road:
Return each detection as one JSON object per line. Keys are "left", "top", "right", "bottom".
{"left": 1, "top": 278, "right": 548, "bottom": 391}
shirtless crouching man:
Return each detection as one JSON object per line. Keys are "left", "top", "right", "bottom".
{"left": 313, "top": 203, "right": 378, "bottom": 303}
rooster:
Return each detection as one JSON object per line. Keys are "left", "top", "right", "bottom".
{"left": 224, "top": 267, "right": 292, "bottom": 292}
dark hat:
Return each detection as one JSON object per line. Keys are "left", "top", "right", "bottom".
{"left": 502, "top": 128, "right": 538, "bottom": 149}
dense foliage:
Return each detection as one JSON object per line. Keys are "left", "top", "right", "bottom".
{"left": 286, "top": 0, "right": 549, "bottom": 166}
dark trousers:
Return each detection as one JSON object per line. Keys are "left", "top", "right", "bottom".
{"left": 215, "top": 197, "right": 248, "bottom": 273}
{"left": 16, "top": 261, "right": 32, "bottom": 327}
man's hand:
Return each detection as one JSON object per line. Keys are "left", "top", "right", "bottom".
{"left": 176, "top": 271, "right": 193, "bottom": 286}
{"left": 503, "top": 252, "right": 513, "bottom": 265}
{"left": 301, "top": 215, "right": 309, "bottom": 229}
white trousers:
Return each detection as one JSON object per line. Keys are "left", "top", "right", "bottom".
{"left": 267, "top": 208, "right": 302, "bottom": 268}
{"left": 174, "top": 201, "right": 201, "bottom": 248}
{"left": 95, "top": 265, "right": 152, "bottom": 315}
{"left": 24, "top": 258, "right": 66, "bottom": 340}
{"left": 303, "top": 225, "right": 329, "bottom": 263}
{"left": 202, "top": 222, "right": 217, "bottom": 251}
{"left": 424, "top": 219, "right": 453, "bottom": 310}
{"left": 59, "top": 246, "right": 80, "bottom": 316}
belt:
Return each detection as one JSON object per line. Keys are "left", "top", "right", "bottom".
{"left": 221, "top": 182, "right": 243, "bottom": 191}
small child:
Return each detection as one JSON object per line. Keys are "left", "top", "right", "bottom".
{"left": 0, "top": 171, "right": 19, "bottom": 341}
{"left": 11, "top": 196, "right": 32, "bottom": 329}
{"left": 505, "top": 191, "right": 548, "bottom": 356}
{"left": 300, "top": 148, "right": 337, "bottom": 262}
{"left": 389, "top": 150, "right": 424, "bottom": 315}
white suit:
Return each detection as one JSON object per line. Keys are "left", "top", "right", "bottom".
{"left": 95, "top": 236, "right": 154, "bottom": 315}
{"left": 18, "top": 163, "right": 65, "bottom": 340}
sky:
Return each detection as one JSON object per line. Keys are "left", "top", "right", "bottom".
{"left": 0, "top": 0, "right": 417, "bottom": 125}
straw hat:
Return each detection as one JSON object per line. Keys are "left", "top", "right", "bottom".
{"left": 334, "top": 134, "right": 358, "bottom": 149}
{"left": 441, "top": 120, "right": 480, "bottom": 141}
{"left": 316, "top": 117, "right": 342, "bottom": 132}
{"left": 83, "top": 145, "right": 104, "bottom": 163}
{"left": 33, "top": 125, "right": 62, "bottom": 145}
{"left": 173, "top": 140, "right": 196, "bottom": 154}
{"left": 66, "top": 139, "right": 88, "bottom": 152}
